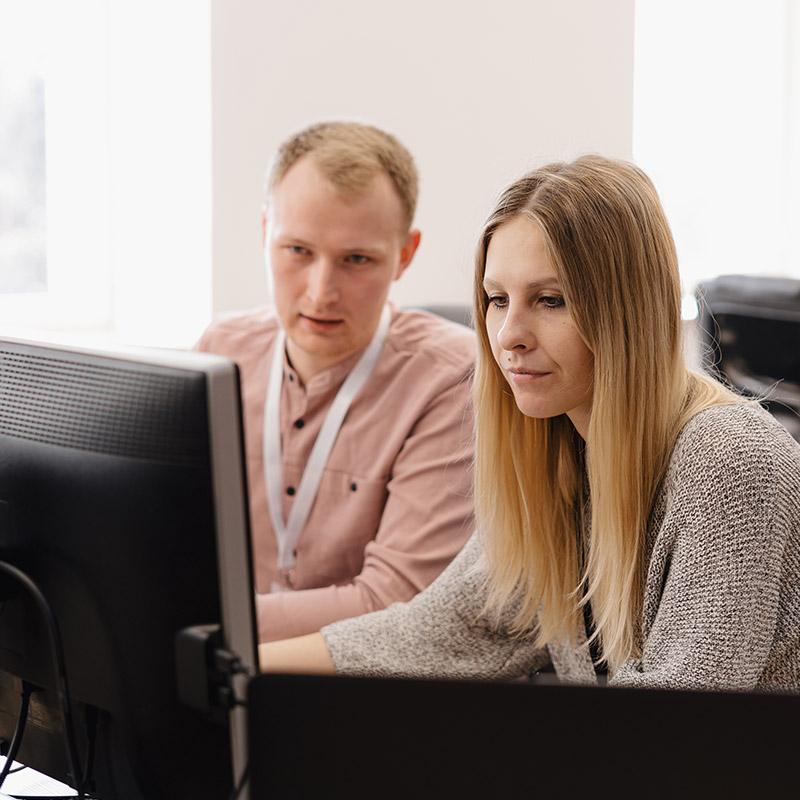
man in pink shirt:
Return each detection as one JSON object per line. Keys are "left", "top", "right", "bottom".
{"left": 198, "top": 121, "right": 475, "bottom": 642}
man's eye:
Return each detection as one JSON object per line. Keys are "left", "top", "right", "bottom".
{"left": 346, "top": 254, "right": 370, "bottom": 265}
{"left": 287, "top": 245, "right": 309, "bottom": 256}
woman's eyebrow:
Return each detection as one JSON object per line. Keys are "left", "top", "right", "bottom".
{"left": 482, "top": 277, "right": 561, "bottom": 291}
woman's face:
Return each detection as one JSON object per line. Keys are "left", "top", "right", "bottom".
{"left": 483, "top": 216, "right": 595, "bottom": 439}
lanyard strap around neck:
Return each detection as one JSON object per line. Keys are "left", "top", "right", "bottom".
{"left": 264, "top": 305, "right": 391, "bottom": 573}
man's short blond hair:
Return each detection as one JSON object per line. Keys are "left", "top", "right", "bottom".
{"left": 266, "top": 121, "right": 419, "bottom": 231}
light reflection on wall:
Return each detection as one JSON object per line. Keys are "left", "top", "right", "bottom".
{"left": 0, "top": 3, "right": 46, "bottom": 294}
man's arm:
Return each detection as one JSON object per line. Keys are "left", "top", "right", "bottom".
{"left": 256, "top": 364, "right": 475, "bottom": 642}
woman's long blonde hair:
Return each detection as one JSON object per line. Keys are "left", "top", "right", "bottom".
{"left": 473, "top": 156, "right": 738, "bottom": 670}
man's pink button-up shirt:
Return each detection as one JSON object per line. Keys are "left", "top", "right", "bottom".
{"left": 198, "top": 305, "right": 475, "bottom": 641}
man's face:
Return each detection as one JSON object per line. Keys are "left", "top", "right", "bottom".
{"left": 264, "top": 155, "right": 420, "bottom": 384}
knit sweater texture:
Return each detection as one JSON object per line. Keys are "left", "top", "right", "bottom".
{"left": 322, "top": 403, "right": 800, "bottom": 691}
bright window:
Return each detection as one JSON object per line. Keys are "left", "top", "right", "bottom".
{"left": 0, "top": 0, "right": 112, "bottom": 334}
{"left": 0, "top": 15, "right": 45, "bottom": 294}
{"left": 634, "top": 0, "right": 800, "bottom": 296}
{"left": 0, "top": 0, "right": 212, "bottom": 348}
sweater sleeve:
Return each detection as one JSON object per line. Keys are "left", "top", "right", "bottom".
{"left": 612, "top": 404, "right": 800, "bottom": 691}
{"left": 321, "top": 534, "right": 551, "bottom": 681}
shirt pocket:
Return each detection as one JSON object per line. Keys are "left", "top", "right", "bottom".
{"left": 298, "top": 469, "right": 389, "bottom": 585}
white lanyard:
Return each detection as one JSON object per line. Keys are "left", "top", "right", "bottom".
{"left": 263, "top": 305, "right": 391, "bottom": 581}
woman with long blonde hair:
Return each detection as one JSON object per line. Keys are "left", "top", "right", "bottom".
{"left": 259, "top": 156, "right": 800, "bottom": 690}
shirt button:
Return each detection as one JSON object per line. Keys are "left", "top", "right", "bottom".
{"left": 294, "top": 419, "right": 305, "bottom": 429}
{"left": 286, "top": 486, "right": 296, "bottom": 496}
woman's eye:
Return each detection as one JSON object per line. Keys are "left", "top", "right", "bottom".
{"left": 486, "top": 295, "right": 508, "bottom": 309}
{"left": 540, "top": 295, "right": 565, "bottom": 309}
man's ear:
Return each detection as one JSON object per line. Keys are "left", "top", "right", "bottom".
{"left": 395, "top": 229, "right": 422, "bottom": 280}
{"left": 260, "top": 209, "right": 268, "bottom": 248}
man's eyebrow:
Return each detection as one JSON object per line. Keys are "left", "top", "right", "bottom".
{"left": 342, "top": 246, "right": 385, "bottom": 254}
{"left": 275, "top": 234, "right": 312, "bottom": 246}
{"left": 275, "top": 234, "right": 388, "bottom": 254}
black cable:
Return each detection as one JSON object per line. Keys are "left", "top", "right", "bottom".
{"left": 0, "top": 681, "right": 34, "bottom": 789}
{"left": 0, "top": 561, "right": 85, "bottom": 798}
{"left": 0, "top": 737, "right": 27, "bottom": 771}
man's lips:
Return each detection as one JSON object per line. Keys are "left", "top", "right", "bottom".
{"left": 299, "top": 313, "right": 343, "bottom": 325}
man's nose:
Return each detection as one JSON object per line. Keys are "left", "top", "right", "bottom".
{"left": 306, "top": 258, "right": 340, "bottom": 306}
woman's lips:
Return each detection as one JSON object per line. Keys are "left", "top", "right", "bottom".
{"left": 507, "top": 367, "right": 551, "bottom": 382}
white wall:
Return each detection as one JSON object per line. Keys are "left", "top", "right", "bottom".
{"left": 210, "top": 0, "right": 635, "bottom": 321}
{"left": 108, "top": 0, "right": 213, "bottom": 346}
{"left": 0, "top": 0, "right": 634, "bottom": 348}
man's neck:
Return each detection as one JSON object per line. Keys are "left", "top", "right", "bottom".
{"left": 284, "top": 340, "right": 362, "bottom": 387}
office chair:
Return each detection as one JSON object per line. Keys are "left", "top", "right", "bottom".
{"left": 408, "top": 303, "right": 473, "bottom": 328}
{"left": 695, "top": 274, "right": 800, "bottom": 441}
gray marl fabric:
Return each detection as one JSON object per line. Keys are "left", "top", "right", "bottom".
{"left": 322, "top": 402, "right": 800, "bottom": 691}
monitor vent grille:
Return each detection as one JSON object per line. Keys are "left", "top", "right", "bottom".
{"left": 0, "top": 349, "right": 208, "bottom": 465}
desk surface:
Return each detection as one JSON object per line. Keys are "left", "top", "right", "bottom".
{"left": 0, "top": 757, "right": 77, "bottom": 796}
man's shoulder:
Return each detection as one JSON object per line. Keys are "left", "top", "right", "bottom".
{"left": 198, "top": 305, "right": 279, "bottom": 354}
{"left": 386, "top": 307, "right": 476, "bottom": 372}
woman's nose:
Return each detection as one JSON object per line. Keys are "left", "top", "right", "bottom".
{"left": 496, "top": 306, "right": 536, "bottom": 352}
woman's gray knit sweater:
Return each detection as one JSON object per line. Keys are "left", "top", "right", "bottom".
{"left": 322, "top": 403, "right": 800, "bottom": 691}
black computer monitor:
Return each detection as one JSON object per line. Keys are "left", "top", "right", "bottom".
{"left": 0, "top": 336, "right": 257, "bottom": 799}
{"left": 249, "top": 673, "right": 800, "bottom": 798}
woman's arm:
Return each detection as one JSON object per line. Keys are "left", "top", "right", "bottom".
{"left": 258, "top": 534, "right": 550, "bottom": 681}
{"left": 613, "top": 404, "right": 800, "bottom": 691}
{"left": 320, "top": 534, "right": 551, "bottom": 681}
{"left": 259, "top": 632, "right": 335, "bottom": 674}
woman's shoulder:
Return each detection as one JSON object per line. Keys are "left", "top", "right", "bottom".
{"left": 676, "top": 400, "right": 798, "bottom": 454}
{"left": 669, "top": 401, "right": 800, "bottom": 496}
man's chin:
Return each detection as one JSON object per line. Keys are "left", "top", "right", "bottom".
{"left": 288, "top": 323, "right": 352, "bottom": 359}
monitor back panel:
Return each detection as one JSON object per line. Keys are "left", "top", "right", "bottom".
{"left": 248, "top": 673, "right": 800, "bottom": 799}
